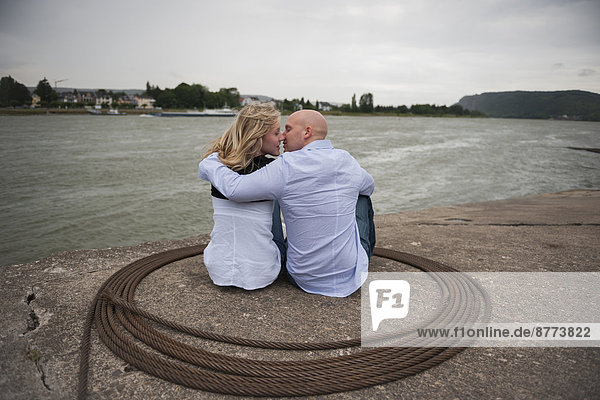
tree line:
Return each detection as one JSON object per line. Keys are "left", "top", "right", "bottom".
{"left": 278, "top": 93, "right": 376, "bottom": 113}
{"left": 144, "top": 82, "right": 240, "bottom": 109}
{"left": 3, "top": 76, "right": 108, "bottom": 108}
{"left": 0, "top": 76, "right": 35, "bottom": 107}
{"left": 1, "top": 75, "right": 483, "bottom": 117}
{"left": 283, "top": 92, "right": 483, "bottom": 116}
{"left": 0, "top": 76, "right": 142, "bottom": 108}
{"left": 385, "top": 102, "right": 484, "bottom": 116}
{"left": 340, "top": 93, "right": 483, "bottom": 116}
{"left": 0, "top": 76, "right": 65, "bottom": 107}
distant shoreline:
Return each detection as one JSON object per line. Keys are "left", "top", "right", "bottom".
{"left": 4, "top": 108, "right": 591, "bottom": 120}
{"left": 0, "top": 108, "right": 151, "bottom": 116}
{"left": 0, "top": 107, "right": 487, "bottom": 118}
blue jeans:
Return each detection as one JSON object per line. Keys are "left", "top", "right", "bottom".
{"left": 355, "top": 195, "right": 376, "bottom": 258}
{"left": 272, "top": 195, "right": 376, "bottom": 285}
{"left": 271, "top": 200, "right": 287, "bottom": 270}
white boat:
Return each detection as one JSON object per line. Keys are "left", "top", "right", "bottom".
{"left": 107, "top": 109, "right": 126, "bottom": 115}
{"left": 198, "top": 107, "right": 236, "bottom": 116}
{"left": 86, "top": 107, "right": 126, "bottom": 115}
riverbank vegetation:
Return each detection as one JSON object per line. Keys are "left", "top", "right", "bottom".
{"left": 280, "top": 92, "right": 485, "bottom": 117}
{"left": 458, "top": 90, "right": 600, "bottom": 121}
{"left": 0, "top": 76, "right": 33, "bottom": 107}
{"left": 8, "top": 75, "right": 597, "bottom": 120}
{"left": 144, "top": 82, "right": 240, "bottom": 109}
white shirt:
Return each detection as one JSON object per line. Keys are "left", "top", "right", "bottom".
{"left": 204, "top": 197, "right": 281, "bottom": 290}
{"left": 199, "top": 140, "right": 375, "bottom": 297}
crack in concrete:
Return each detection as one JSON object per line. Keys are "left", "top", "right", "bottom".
{"left": 24, "top": 288, "right": 51, "bottom": 391}
{"left": 24, "top": 288, "right": 40, "bottom": 334}
{"left": 26, "top": 309, "right": 40, "bottom": 332}
{"left": 26, "top": 348, "right": 51, "bottom": 391}
{"left": 36, "top": 360, "right": 51, "bottom": 391}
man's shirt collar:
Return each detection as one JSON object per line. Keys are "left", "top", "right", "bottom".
{"left": 302, "top": 139, "right": 333, "bottom": 151}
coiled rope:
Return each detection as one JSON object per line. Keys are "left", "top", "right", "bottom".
{"left": 77, "top": 245, "right": 488, "bottom": 399}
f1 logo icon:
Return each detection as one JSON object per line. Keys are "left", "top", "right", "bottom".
{"left": 369, "top": 280, "right": 411, "bottom": 331}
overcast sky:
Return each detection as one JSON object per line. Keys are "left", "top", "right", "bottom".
{"left": 1, "top": 0, "right": 599, "bottom": 106}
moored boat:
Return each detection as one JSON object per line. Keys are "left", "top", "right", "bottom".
{"left": 107, "top": 109, "right": 126, "bottom": 115}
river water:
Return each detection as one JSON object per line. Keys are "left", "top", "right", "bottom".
{"left": 1, "top": 115, "right": 599, "bottom": 266}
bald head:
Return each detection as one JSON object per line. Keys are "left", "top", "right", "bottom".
{"left": 290, "top": 110, "right": 328, "bottom": 139}
{"left": 283, "top": 110, "right": 328, "bottom": 152}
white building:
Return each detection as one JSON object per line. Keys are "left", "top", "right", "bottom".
{"left": 134, "top": 96, "right": 156, "bottom": 109}
{"left": 239, "top": 95, "right": 274, "bottom": 106}
{"left": 240, "top": 96, "right": 261, "bottom": 106}
{"left": 318, "top": 101, "right": 332, "bottom": 111}
{"left": 96, "top": 96, "right": 112, "bottom": 106}
{"left": 31, "top": 94, "right": 41, "bottom": 108}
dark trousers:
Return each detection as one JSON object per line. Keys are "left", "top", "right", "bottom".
{"left": 355, "top": 194, "right": 376, "bottom": 258}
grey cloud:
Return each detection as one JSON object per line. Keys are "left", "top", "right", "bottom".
{"left": 578, "top": 68, "right": 597, "bottom": 77}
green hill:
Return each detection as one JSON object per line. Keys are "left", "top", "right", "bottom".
{"left": 458, "top": 90, "right": 600, "bottom": 121}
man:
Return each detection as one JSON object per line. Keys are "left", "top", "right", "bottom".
{"left": 199, "top": 110, "right": 375, "bottom": 297}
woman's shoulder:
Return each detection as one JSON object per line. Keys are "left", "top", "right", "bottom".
{"left": 239, "top": 155, "right": 276, "bottom": 175}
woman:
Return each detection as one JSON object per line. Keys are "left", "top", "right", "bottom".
{"left": 201, "top": 102, "right": 285, "bottom": 290}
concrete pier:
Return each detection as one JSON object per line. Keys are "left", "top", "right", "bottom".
{"left": 1, "top": 190, "right": 598, "bottom": 399}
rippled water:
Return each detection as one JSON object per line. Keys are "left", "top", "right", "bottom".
{"left": 1, "top": 115, "right": 599, "bottom": 266}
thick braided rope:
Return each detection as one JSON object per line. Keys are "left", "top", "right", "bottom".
{"left": 78, "top": 245, "right": 488, "bottom": 398}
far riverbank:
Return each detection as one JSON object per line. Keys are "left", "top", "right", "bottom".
{"left": 0, "top": 107, "right": 489, "bottom": 118}
{"left": 0, "top": 108, "right": 152, "bottom": 116}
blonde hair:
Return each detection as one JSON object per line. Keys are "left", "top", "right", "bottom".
{"left": 204, "top": 102, "right": 280, "bottom": 171}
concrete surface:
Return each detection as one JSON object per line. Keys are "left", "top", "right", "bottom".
{"left": 1, "top": 190, "right": 598, "bottom": 399}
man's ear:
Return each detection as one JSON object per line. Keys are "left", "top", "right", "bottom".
{"left": 304, "top": 126, "right": 313, "bottom": 139}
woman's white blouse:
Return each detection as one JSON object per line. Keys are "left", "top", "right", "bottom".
{"left": 204, "top": 197, "right": 280, "bottom": 290}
